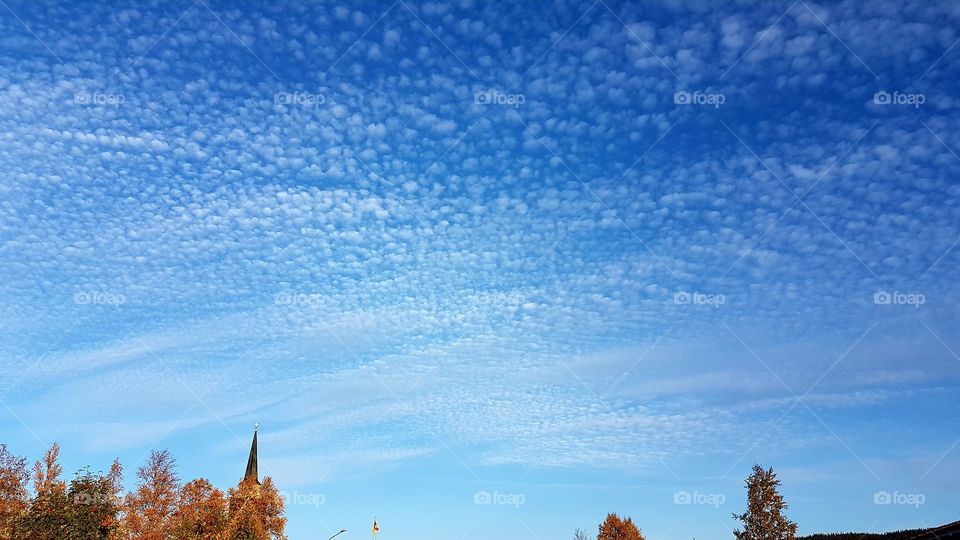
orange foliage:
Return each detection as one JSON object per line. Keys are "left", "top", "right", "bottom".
{"left": 0, "top": 445, "right": 29, "bottom": 540}
{"left": 598, "top": 512, "right": 645, "bottom": 540}
{"left": 33, "top": 443, "right": 66, "bottom": 497}
{"left": 171, "top": 478, "right": 227, "bottom": 540}
{"left": 123, "top": 450, "right": 180, "bottom": 540}
{"left": 106, "top": 459, "right": 126, "bottom": 540}
{"left": 0, "top": 441, "right": 286, "bottom": 540}
{"left": 226, "top": 477, "right": 286, "bottom": 540}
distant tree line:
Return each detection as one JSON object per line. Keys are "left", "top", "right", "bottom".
{"left": 799, "top": 531, "right": 930, "bottom": 540}
{"left": 0, "top": 443, "right": 285, "bottom": 540}
{"left": 574, "top": 464, "right": 798, "bottom": 540}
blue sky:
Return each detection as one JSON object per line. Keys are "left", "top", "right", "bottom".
{"left": 1, "top": 0, "right": 959, "bottom": 538}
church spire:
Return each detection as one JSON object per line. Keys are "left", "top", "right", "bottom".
{"left": 244, "top": 422, "right": 259, "bottom": 484}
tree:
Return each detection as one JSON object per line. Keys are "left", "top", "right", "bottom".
{"left": 66, "top": 467, "right": 120, "bottom": 540}
{"left": 226, "top": 477, "right": 286, "bottom": 540}
{"left": 3, "top": 443, "right": 289, "bottom": 539}
{"left": 33, "top": 443, "right": 66, "bottom": 497}
{"left": 732, "top": 464, "right": 798, "bottom": 540}
{"left": 124, "top": 450, "right": 180, "bottom": 540}
{"left": 573, "top": 528, "right": 590, "bottom": 540}
{"left": 16, "top": 467, "right": 119, "bottom": 540}
{"left": 17, "top": 443, "right": 73, "bottom": 540}
{"left": 105, "top": 459, "right": 123, "bottom": 502}
{"left": 171, "top": 478, "right": 228, "bottom": 540}
{"left": 0, "top": 444, "right": 29, "bottom": 540}
{"left": 598, "top": 513, "right": 644, "bottom": 540}
{"left": 105, "top": 460, "right": 126, "bottom": 540}
{"left": 13, "top": 487, "right": 69, "bottom": 540}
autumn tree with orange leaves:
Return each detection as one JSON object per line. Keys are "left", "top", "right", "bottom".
{"left": 12, "top": 443, "right": 68, "bottom": 540}
{"left": 13, "top": 443, "right": 72, "bottom": 540}
{"left": 0, "top": 441, "right": 285, "bottom": 540}
{"left": 33, "top": 444, "right": 66, "bottom": 498}
{"left": 597, "top": 513, "right": 645, "bottom": 540}
{"left": 123, "top": 450, "right": 180, "bottom": 540}
{"left": 105, "top": 459, "right": 125, "bottom": 540}
{"left": 171, "top": 478, "right": 228, "bottom": 540}
{"left": 226, "top": 477, "right": 287, "bottom": 540}
{"left": 0, "top": 444, "right": 29, "bottom": 540}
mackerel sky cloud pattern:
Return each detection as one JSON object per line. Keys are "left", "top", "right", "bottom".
{"left": 0, "top": 1, "right": 958, "bottom": 539}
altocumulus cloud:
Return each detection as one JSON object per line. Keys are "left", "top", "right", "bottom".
{"left": 0, "top": 0, "right": 958, "bottom": 495}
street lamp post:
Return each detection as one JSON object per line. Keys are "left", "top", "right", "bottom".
{"left": 329, "top": 528, "right": 347, "bottom": 540}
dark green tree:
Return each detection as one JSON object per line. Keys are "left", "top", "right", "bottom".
{"left": 15, "top": 467, "right": 119, "bottom": 540}
{"left": 68, "top": 467, "right": 120, "bottom": 540}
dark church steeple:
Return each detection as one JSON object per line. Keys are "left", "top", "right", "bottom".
{"left": 244, "top": 422, "right": 259, "bottom": 484}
